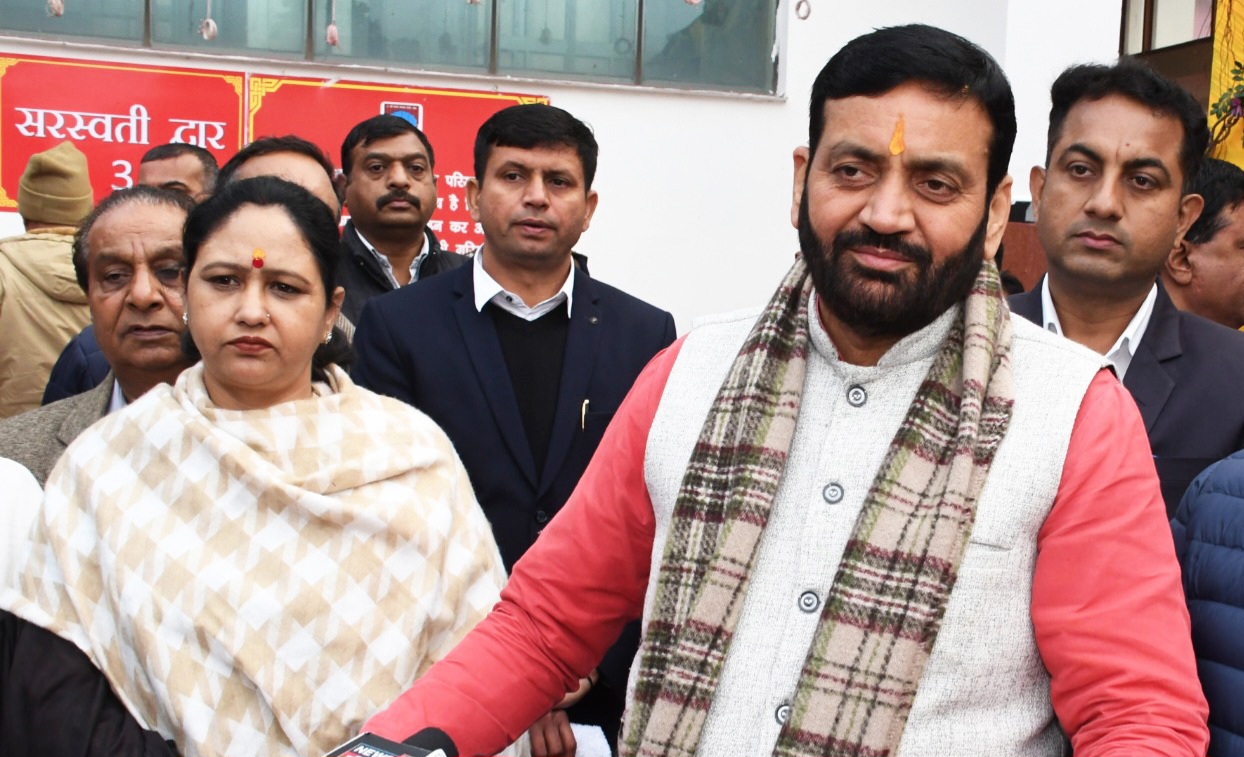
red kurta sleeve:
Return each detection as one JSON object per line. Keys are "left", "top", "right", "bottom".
{"left": 1034, "top": 370, "right": 1208, "bottom": 757}
{"left": 364, "top": 338, "right": 686, "bottom": 754}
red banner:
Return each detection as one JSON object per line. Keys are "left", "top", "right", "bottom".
{"left": 248, "top": 76, "right": 548, "bottom": 254}
{"left": 0, "top": 54, "right": 245, "bottom": 210}
{"left": 0, "top": 55, "right": 547, "bottom": 254}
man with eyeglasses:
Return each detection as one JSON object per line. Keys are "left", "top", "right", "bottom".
{"left": 337, "top": 114, "right": 468, "bottom": 324}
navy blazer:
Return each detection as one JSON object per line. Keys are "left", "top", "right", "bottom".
{"left": 1011, "top": 279, "right": 1244, "bottom": 515}
{"left": 352, "top": 261, "right": 676, "bottom": 566}
{"left": 352, "top": 262, "right": 674, "bottom": 740}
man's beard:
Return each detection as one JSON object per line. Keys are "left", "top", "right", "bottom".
{"left": 799, "top": 191, "right": 989, "bottom": 341}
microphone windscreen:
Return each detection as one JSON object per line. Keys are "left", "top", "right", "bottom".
{"left": 403, "top": 727, "right": 459, "bottom": 757}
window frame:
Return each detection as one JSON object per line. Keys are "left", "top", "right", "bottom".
{"left": 1121, "top": 0, "right": 1217, "bottom": 54}
{"left": 1, "top": 0, "right": 780, "bottom": 95}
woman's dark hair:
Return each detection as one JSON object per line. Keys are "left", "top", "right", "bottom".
{"left": 181, "top": 176, "right": 353, "bottom": 378}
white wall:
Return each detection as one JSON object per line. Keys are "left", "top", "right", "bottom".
{"left": 0, "top": 0, "right": 1121, "bottom": 330}
{"left": 0, "top": 213, "right": 19, "bottom": 239}
{"left": 1004, "top": 0, "right": 1122, "bottom": 203}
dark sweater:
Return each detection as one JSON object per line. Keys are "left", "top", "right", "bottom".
{"left": 488, "top": 302, "right": 569, "bottom": 476}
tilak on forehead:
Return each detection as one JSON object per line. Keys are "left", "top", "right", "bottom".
{"left": 889, "top": 114, "right": 905, "bottom": 156}
{"left": 252, "top": 248, "right": 265, "bottom": 269}
{"left": 884, "top": 83, "right": 969, "bottom": 157}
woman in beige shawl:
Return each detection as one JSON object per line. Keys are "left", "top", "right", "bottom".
{"left": 1, "top": 177, "right": 506, "bottom": 757}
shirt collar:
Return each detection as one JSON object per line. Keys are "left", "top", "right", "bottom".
{"left": 107, "top": 378, "right": 127, "bottom": 415}
{"left": 355, "top": 227, "right": 431, "bottom": 288}
{"left": 473, "top": 248, "right": 575, "bottom": 319}
{"left": 1041, "top": 276, "right": 1157, "bottom": 381}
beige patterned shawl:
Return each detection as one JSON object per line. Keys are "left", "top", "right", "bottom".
{"left": 4, "top": 363, "right": 506, "bottom": 757}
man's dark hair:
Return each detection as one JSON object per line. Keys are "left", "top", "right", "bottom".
{"left": 217, "top": 135, "right": 337, "bottom": 189}
{"left": 1185, "top": 157, "right": 1244, "bottom": 245}
{"left": 340, "top": 115, "right": 435, "bottom": 176}
{"left": 473, "top": 104, "right": 599, "bottom": 190}
{"left": 808, "top": 24, "right": 1016, "bottom": 197}
{"left": 72, "top": 185, "right": 195, "bottom": 293}
{"left": 1046, "top": 60, "right": 1209, "bottom": 192}
{"left": 140, "top": 142, "right": 220, "bottom": 193}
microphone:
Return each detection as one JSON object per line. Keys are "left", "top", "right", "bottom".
{"left": 404, "top": 727, "right": 460, "bottom": 757}
{"left": 324, "top": 730, "right": 452, "bottom": 757}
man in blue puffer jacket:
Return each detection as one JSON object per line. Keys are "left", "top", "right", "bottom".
{"left": 1173, "top": 453, "right": 1244, "bottom": 757}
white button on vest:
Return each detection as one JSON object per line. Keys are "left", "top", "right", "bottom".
{"left": 775, "top": 702, "right": 791, "bottom": 725}
{"left": 822, "top": 482, "right": 844, "bottom": 504}
{"left": 847, "top": 385, "right": 867, "bottom": 407}
{"left": 798, "top": 591, "right": 820, "bottom": 613}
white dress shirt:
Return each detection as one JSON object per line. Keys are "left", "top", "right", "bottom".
{"left": 107, "top": 378, "right": 127, "bottom": 415}
{"left": 1040, "top": 277, "right": 1157, "bottom": 382}
{"left": 473, "top": 249, "right": 574, "bottom": 321}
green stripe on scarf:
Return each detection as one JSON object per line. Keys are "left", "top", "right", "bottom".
{"left": 623, "top": 256, "right": 1014, "bottom": 757}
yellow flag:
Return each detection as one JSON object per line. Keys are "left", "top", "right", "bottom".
{"left": 1210, "top": 0, "right": 1244, "bottom": 165}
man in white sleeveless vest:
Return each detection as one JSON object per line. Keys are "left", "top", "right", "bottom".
{"left": 365, "top": 24, "right": 1208, "bottom": 757}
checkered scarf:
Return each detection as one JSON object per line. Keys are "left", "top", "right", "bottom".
{"left": 622, "top": 256, "right": 1015, "bottom": 757}
{"left": 4, "top": 364, "right": 507, "bottom": 757}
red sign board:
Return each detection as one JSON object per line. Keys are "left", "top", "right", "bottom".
{"left": 248, "top": 76, "right": 548, "bottom": 254}
{"left": 0, "top": 54, "right": 245, "bottom": 209}
{"left": 0, "top": 54, "right": 547, "bottom": 254}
